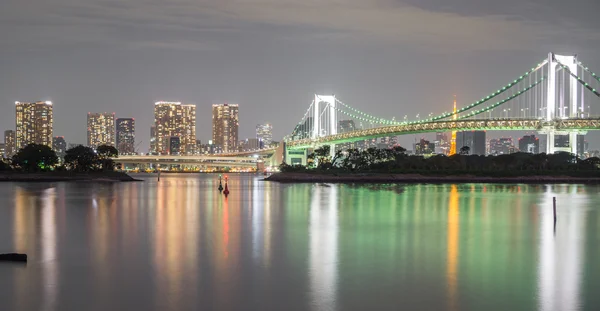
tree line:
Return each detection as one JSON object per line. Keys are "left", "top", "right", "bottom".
{"left": 280, "top": 145, "right": 600, "bottom": 176}
{"left": 0, "top": 144, "right": 119, "bottom": 172}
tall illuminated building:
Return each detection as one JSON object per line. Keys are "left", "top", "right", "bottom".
{"left": 456, "top": 131, "right": 486, "bottom": 155}
{"left": 449, "top": 97, "right": 457, "bottom": 155}
{"left": 116, "top": 118, "right": 135, "bottom": 155}
{"left": 52, "top": 136, "right": 67, "bottom": 158}
{"left": 4, "top": 130, "right": 15, "bottom": 157}
{"left": 153, "top": 102, "right": 196, "bottom": 155}
{"left": 256, "top": 123, "right": 273, "bottom": 148}
{"left": 435, "top": 132, "right": 450, "bottom": 155}
{"left": 87, "top": 112, "right": 115, "bottom": 148}
{"left": 212, "top": 103, "right": 239, "bottom": 153}
{"left": 150, "top": 125, "right": 157, "bottom": 154}
{"left": 181, "top": 104, "right": 196, "bottom": 154}
{"left": 15, "top": 101, "right": 53, "bottom": 150}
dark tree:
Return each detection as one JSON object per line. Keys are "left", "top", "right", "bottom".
{"left": 96, "top": 145, "right": 118, "bottom": 158}
{"left": 459, "top": 146, "right": 470, "bottom": 155}
{"left": 11, "top": 144, "right": 58, "bottom": 172}
{"left": 64, "top": 145, "right": 101, "bottom": 172}
{"left": 0, "top": 159, "right": 12, "bottom": 171}
{"left": 96, "top": 145, "right": 118, "bottom": 171}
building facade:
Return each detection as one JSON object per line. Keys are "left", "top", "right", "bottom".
{"left": 150, "top": 125, "right": 157, "bottom": 154}
{"left": 212, "top": 104, "right": 239, "bottom": 153}
{"left": 116, "top": 118, "right": 135, "bottom": 155}
{"left": 435, "top": 132, "right": 450, "bottom": 155}
{"left": 87, "top": 112, "right": 115, "bottom": 148}
{"left": 456, "top": 131, "right": 486, "bottom": 155}
{"left": 518, "top": 135, "right": 540, "bottom": 154}
{"left": 413, "top": 138, "right": 435, "bottom": 155}
{"left": 241, "top": 138, "right": 261, "bottom": 152}
{"left": 15, "top": 101, "right": 53, "bottom": 150}
{"left": 4, "top": 130, "right": 15, "bottom": 158}
{"left": 256, "top": 123, "right": 273, "bottom": 148}
{"left": 52, "top": 136, "right": 67, "bottom": 158}
{"left": 153, "top": 102, "right": 196, "bottom": 155}
{"left": 489, "top": 137, "right": 515, "bottom": 155}
{"left": 380, "top": 136, "right": 399, "bottom": 149}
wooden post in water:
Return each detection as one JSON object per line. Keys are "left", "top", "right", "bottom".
{"left": 158, "top": 170, "right": 161, "bottom": 182}
{"left": 553, "top": 197, "right": 557, "bottom": 223}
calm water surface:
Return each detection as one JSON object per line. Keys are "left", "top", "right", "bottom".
{"left": 0, "top": 174, "right": 599, "bottom": 311}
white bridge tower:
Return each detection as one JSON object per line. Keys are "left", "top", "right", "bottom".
{"left": 312, "top": 95, "right": 338, "bottom": 139}
{"left": 543, "top": 53, "right": 584, "bottom": 154}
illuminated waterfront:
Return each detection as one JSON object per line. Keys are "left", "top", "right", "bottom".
{"left": 0, "top": 175, "right": 599, "bottom": 311}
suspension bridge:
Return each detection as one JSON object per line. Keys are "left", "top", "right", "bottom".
{"left": 283, "top": 53, "right": 600, "bottom": 163}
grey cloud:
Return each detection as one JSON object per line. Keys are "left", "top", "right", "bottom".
{"left": 3, "top": 0, "right": 596, "bottom": 52}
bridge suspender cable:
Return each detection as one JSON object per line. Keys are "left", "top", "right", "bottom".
{"left": 332, "top": 60, "right": 547, "bottom": 125}
{"left": 578, "top": 61, "right": 600, "bottom": 84}
{"left": 555, "top": 60, "right": 600, "bottom": 98}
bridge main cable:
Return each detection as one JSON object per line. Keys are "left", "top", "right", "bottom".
{"left": 333, "top": 59, "right": 548, "bottom": 125}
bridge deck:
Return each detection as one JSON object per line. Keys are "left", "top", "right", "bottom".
{"left": 286, "top": 118, "right": 600, "bottom": 149}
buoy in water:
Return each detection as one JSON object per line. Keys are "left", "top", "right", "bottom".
{"left": 223, "top": 181, "right": 230, "bottom": 196}
{"left": 218, "top": 175, "right": 223, "bottom": 192}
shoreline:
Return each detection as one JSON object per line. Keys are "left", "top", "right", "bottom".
{"left": 266, "top": 172, "right": 600, "bottom": 184}
{"left": 0, "top": 171, "right": 140, "bottom": 182}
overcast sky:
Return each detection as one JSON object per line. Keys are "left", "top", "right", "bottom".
{"left": 1, "top": 0, "right": 600, "bottom": 151}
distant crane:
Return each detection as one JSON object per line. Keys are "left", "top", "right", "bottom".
{"left": 134, "top": 141, "right": 143, "bottom": 154}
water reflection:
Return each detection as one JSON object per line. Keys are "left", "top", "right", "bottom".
{"left": 2, "top": 177, "right": 600, "bottom": 311}
{"left": 310, "top": 184, "right": 338, "bottom": 311}
{"left": 13, "top": 186, "right": 60, "bottom": 311}
{"left": 538, "top": 186, "right": 585, "bottom": 311}
{"left": 446, "top": 185, "right": 459, "bottom": 311}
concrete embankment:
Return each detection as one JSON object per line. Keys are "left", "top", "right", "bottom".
{"left": 266, "top": 172, "right": 600, "bottom": 184}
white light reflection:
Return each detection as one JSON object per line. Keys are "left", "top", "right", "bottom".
{"left": 41, "top": 187, "right": 58, "bottom": 311}
{"left": 251, "top": 179, "right": 273, "bottom": 267}
{"left": 309, "top": 184, "right": 339, "bottom": 311}
{"left": 252, "top": 182, "right": 264, "bottom": 261}
{"left": 538, "top": 185, "right": 585, "bottom": 311}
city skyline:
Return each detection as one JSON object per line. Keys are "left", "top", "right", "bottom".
{"left": 3, "top": 1, "right": 599, "bottom": 152}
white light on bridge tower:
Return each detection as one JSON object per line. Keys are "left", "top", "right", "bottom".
{"left": 313, "top": 95, "right": 337, "bottom": 139}
{"left": 545, "top": 53, "right": 582, "bottom": 154}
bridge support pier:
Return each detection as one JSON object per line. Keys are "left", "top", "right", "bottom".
{"left": 543, "top": 129, "right": 581, "bottom": 155}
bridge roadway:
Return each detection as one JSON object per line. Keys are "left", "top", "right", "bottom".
{"left": 286, "top": 118, "right": 600, "bottom": 149}
{"left": 114, "top": 155, "right": 261, "bottom": 168}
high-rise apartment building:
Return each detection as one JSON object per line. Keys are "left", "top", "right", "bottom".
{"left": 15, "top": 101, "right": 53, "bottom": 150}
{"left": 435, "top": 132, "right": 450, "bottom": 155}
{"left": 154, "top": 102, "right": 196, "bottom": 155}
{"left": 413, "top": 138, "right": 435, "bottom": 155}
{"left": 380, "top": 136, "right": 399, "bottom": 148}
{"left": 489, "top": 138, "right": 515, "bottom": 155}
{"left": 241, "top": 138, "right": 261, "bottom": 152}
{"left": 4, "top": 130, "right": 15, "bottom": 158}
{"left": 256, "top": 123, "right": 273, "bottom": 148}
{"left": 52, "top": 136, "right": 67, "bottom": 158}
{"left": 116, "top": 118, "right": 135, "bottom": 155}
{"left": 212, "top": 104, "right": 239, "bottom": 153}
{"left": 519, "top": 135, "right": 540, "bottom": 154}
{"left": 150, "top": 125, "right": 157, "bottom": 154}
{"left": 87, "top": 112, "right": 115, "bottom": 148}
{"left": 456, "top": 131, "right": 486, "bottom": 155}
